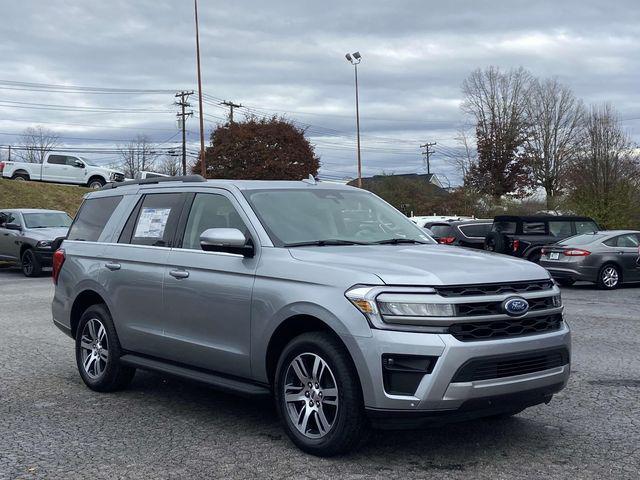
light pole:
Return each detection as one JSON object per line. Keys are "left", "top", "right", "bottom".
{"left": 194, "top": 0, "right": 206, "bottom": 178}
{"left": 345, "top": 51, "right": 362, "bottom": 188}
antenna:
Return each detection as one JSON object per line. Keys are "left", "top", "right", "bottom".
{"left": 302, "top": 174, "right": 317, "bottom": 185}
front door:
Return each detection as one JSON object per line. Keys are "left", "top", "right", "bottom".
{"left": 616, "top": 234, "right": 640, "bottom": 281}
{"left": 161, "top": 191, "right": 258, "bottom": 378}
{"left": 0, "top": 211, "right": 22, "bottom": 262}
{"left": 43, "top": 155, "right": 70, "bottom": 182}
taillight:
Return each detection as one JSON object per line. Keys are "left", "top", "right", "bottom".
{"left": 0, "top": 161, "right": 4, "bottom": 172}
{"left": 438, "top": 236, "right": 455, "bottom": 244}
{"left": 563, "top": 249, "right": 591, "bottom": 256}
{"left": 512, "top": 239, "right": 520, "bottom": 252}
{"left": 52, "top": 248, "right": 65, "bottom": 284}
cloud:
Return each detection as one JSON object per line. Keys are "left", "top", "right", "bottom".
{"left": 0, "top": 0, "right": 638, "bottom": 181}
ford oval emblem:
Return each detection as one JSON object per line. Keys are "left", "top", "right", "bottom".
{"left": 503, "top": 297, "right": 529, "bottom": 317}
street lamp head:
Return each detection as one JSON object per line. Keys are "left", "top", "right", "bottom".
{"left": 345, "top": 53, "right": 352, "bottom": 62}
{"left": 353, "top": 51, "right": 361, "bottom": 60}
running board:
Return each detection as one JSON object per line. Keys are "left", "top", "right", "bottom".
{"left": 120, "top": 354, "right": 271, "bottom": 398}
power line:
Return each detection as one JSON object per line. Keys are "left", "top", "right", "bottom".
{"left": 220, "top": 100, "right": 243, "bottom": 123}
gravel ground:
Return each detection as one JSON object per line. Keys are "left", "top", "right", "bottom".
{"left": 1, "top": 268, "right": 639, "bottom": 479}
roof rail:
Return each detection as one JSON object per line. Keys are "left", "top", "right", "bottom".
{"left": 101, "top": 174, "right": 207, "bottom": 190}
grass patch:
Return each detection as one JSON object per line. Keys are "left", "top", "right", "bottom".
{"left": 0, "top": 179, "right": 89, "bottom": 216}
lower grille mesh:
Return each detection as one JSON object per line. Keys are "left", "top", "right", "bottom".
{"left": 452, "top": 347, "right": 569, "bottom": 382}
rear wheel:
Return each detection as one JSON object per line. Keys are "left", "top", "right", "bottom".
{"left": 597, "top": 264, "right": 621, "bottom": 290}
{"left": 75, "top": 304, "right": 135, "bottom": 392}
{"left": 21, "top": 249, "right": 42, "bottom": 277}
{"left": 274, "top": 332, "right": 368, "bottom": 456}
{"left": 484, "top": 232, "right": 507, "bottom": 254}
{"left": 12, "top": 173, "right": 28, "bottom": 181}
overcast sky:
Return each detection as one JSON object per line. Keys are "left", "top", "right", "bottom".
{"left": 1, "top": 0, "right": 639, "bottom": 182}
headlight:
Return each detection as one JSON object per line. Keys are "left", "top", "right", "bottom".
{"left": 345, "top": 286, "right": 452, "bottom": 331}
{"left": 36, "top": 240, "right": 52, "bottom": 249}
{"left": 552, "top": 294, "right": 562, "bottom": 308}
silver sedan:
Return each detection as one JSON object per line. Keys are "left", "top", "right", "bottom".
{"left": 540, "top": 230, "right": 640, "bottom": 289}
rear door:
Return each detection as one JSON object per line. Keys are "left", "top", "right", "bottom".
{"left": 42, "top": 155, "right": 70, "bottom": 182}
{"left": 101, "top": 192, "right": 187, "bottom": 357}
{"left": 160, "top": 190, "right": 258, "bottom": 378}
{"left": 614, "top": 234, "right": 640, "bottom": 281}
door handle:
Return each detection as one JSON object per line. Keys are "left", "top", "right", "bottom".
{"left": 169, "top": 269, "right": 189, "bottom": 279}
{"left": 105, "top": 262, "right": 121, "bottom": 271}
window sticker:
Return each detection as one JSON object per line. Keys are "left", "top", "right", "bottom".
{"left": 134, "top": 207, "right": 171, "bottom": 238}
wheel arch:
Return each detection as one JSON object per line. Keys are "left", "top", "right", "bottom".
{"left": 70, "top": 289, "right": 109, "bottom": 338}
{"left": 12, "top": 169, "right": 30, "bottom": 179}
{"left": 599, "top": 260, "right": 624, "bottom": 282}
{"left": 87, "top": 174, "right": 107, "bottom": 186}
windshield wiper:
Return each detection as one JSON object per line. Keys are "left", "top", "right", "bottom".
{"left": 284, "top": 239, "right": 370, "bottom": 247}
{"left": 373, "top": 238, "right": 428, "bottom": 245}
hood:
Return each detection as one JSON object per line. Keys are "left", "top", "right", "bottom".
{"left": 288, "top": 244, "right": 550, "bottom": 286}
{"left": 24, "top": 227, "right": 69, "bottom": 241}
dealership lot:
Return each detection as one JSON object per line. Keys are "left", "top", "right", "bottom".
{"left": 0, "top": 269, "right": 638, "bottom": 479}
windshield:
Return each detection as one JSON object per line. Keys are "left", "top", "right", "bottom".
{"left": 243, "top": 188, "right": 434, "bottom": 247}
{"left": 23, "top": 212, "right": 73, "bottom": 229}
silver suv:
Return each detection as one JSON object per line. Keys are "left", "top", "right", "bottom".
{"left": 52, "top": 176, "right": 570, "bottom": 456}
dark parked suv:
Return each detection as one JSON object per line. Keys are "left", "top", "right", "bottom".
{"left": 427, "top": 219, "right": 492, "bottom": 249}
{"left": 484, "top": 215, "right": 599, "bottom": 263}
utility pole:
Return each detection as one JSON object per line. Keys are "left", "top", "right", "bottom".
{"left": 345, "top": 52, "right": 363, "bottom": 188}
{"left": 221, "top": 100, "right": 243, "bottom": 124}
{"left": 7, "top": 145, "right": 11, "bottom": 161}
{"left": 194, "top": 0, "right": 206, "bottom": 178}
{"left": 175, "top": 91, "right": 194, "bottom": 175}
{"left": 420, "top": 142, "right": 436, "bottom": 174}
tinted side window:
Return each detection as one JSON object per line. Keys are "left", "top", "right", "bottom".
{"left": 522, "top": 221, "right": 546, "bottom": 234}
{"left": 66, "top": 156, "right": 81, "bottom": 166}
{"left": 575, "top": 221, "right": 598, "bottom": 234}
{"left": 48, "top": 155, "right": 67, "bottom": 165}
{"left": 180, "top": 193, "right": 248, "bottom": 250}
{"left": 67, "top": 196, "right": 122, "bottom": 242}
{"left": 492, "top": 221, "right": 516, "bottom": 234}
{"left": 617, "top": 234, "right": 639, "bottom": 248}
{"left": 459, "top": 223, "right": 491, "bottom": 238}
{"left": 549, "top": 221, "right": 572, "bottom": 237}
{"left": 125, "top": 193, "right": 184, "bottom": 247}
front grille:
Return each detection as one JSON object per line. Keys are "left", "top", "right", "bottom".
{"left": 435, "top": 280, "right": 554, "bottom": 298}
{"left": 449, "top": 313, "right": 562, "bottom": 341}
{"left": 451, "top": 347, "right": 569, "bottom": 382}
{"left": 455, "top": 296, "right": 556, "bottom": 317}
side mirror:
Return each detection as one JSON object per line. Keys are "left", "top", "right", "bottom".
{"left": 73, "top": 160, "right": 85, "bottom": 168}
{"left": 199, "top": 228, "right": 254, "bottom": 257}
{"left": 4, "top": 223, "right": 21, "bottom": 231}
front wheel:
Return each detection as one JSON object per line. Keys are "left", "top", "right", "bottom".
{"left": 87, "top": 178, "right": 106, "bottom": 189}
{"left": 597, "top": 264, "right": 621, "bottom": 290}
{"left": 274, "top": 332, "right": 368, "bottom": 456}
{"left": 21, "top": 249, "right": 42, "bottom": 277}
{"left": 75, "top": 304, "right": 135, "bottom": 392}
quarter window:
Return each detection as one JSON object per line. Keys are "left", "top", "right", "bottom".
{"left": 180, "top": 194, "right": 248, "bottom": 250}
{"left": 67, "top": 196, "right": 122, "bottom": 242}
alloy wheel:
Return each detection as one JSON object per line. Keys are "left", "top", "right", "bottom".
{"left": 284, "top": 353, "right": 339, "bottom": 439}
{"left": 79, "top": 318, "right": 109, "bottom": 379}
{"left": 602, "top": 266, "right": 619, "bottom": 288}
{"left": 22, "top": 252, "right": 34, "bottom": 276}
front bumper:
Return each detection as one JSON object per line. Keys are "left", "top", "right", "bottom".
{"left": 348, "top": 322, "right": 571, "bottom": 417}
{"left": 33, "top": 248, "right": 54, "bottom": 267}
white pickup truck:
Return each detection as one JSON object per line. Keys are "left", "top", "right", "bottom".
{"left": 0, "top": 153, "right": 125, "bottom": 189}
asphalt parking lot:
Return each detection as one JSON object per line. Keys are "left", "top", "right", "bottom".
{"left": 1, "top": 269, "right": 639, "bottom": 479}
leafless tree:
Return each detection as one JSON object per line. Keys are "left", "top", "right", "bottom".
{"left": 16, "top": 126, "right": 60, "bottom": 163}
{"left": 446, "top": 126, "right": 477, "bottom": 180}
{"left": 157, "top": 155, "right": 182, "bottom": 176}
{"left": 524, "top": 77, "right": 585, "bottom": 209}
{"left": 461, "top": 66, "right": 533, "bottom": 198}
{"left": 567, "top": 104, "right": 640, "bottom": 228}
{"left": 117, "top": 135, "right": 158, "bottom": 179}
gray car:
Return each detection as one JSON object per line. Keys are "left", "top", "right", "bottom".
{"left": 540, "top": 230, "right": 640, "bottom": 289}
{"left": 52, "top": 176, "right": 570, "bottom": 456}
{"left": 0, "top": 209, "right": 72, "bottom": 276}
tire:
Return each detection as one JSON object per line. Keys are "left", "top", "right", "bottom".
{"left": 557, "top": 278, "right": 575, "bottom": 287}
{"left": 484, "top": 232, "right": 507, "bottom": 254}
{"left": 21, "top": 249, "right": 42, "bottom": 277}
{"left": 75, "top": 304, "right": 136, "bottom": 392}
{"left": 87, "top": 178, "right": 106, "bottom": 189}
{"left": 12, "top": 173, "right": 28, "bottom": 181}
{"left": 274, "top": 332, "right": 368, "bottom": 456}
{"left": 597, "top": 264, "right": 621, "bottom": 290}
